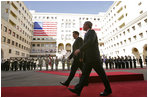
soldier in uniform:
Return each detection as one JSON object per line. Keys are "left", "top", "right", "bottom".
{"left": 139, "top": 56, "right": 143, "bottom": 68}
{"left": 23, "top": 58, "right": 27, "bottom": 71}
{"left": 51, "top": 57, "right": 54, "bottom": 71}
{"left": 67, "top": 59, "right": 71, "bottom": 70}
{"left": 27, "top": 59, "right": 30, "bottom": 70}
{"left": 114, "top": 57, "right": 117, "bottom": 69}
{"left": 145, "top": 56, "right": 147, "bottom": 66}
{"left": 125, "top": 56, "right": 129, "bottom": 68}
{"left": 14, "top": 58, "right": 18, "bottom": 71}
{"left": 121, "top": 56, "right": 125, "bottom": 69}
{"left": 31, "top": 58, "right": 34, "bottom": 70}
{"left": 33, "top": 58, "right": 37, "bottom": 70}
{"left": 62, "top": 56, "right": 66, "bottom": 70}
{"left": 133, "top": 56, "right": 136, "bottom": 68}
{"left": 105, "top": 57, "right": 109, "bottom": 69}
{"left": 1, "top": 59, "right": 5, "bottom": 71}
{"left": 55, "top": 56, "right": 59, "bottom": 71}
{"left": 39, "top": 57, "right": 43, "bottom": 71}
{"left": 5, "top": 59, "right": 10, "bottom": 71}
{"left": 45, "top": 57, "right": 49, "bottom": 71}
{"left": 129, "top": 56, "right": 133, "bottom": 68}
{"left": 19, "top": 58, "right": 23, "bottom": 71}
{"left": 108, "top": 56, "right": 113, "bottom": 69}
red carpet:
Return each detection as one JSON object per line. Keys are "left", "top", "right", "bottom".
{"left": 36, "top": 71, "right": 144, "bottom": 82}
{"left": 36, "top": 71, "right": 80, "bottom": 77}
{"left": 1, "top": 80, "right": 147, "bottom": 97}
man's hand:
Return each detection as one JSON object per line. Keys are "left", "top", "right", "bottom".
{"left": 74, "top": 49, "right": 80, "bottom": 56}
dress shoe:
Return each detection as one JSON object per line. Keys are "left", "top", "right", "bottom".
{"left": 59, "top": 82, "right": 69, "bottom": 87}
{"left": 68, "top": 88, "right": 80, "bottom": 96}
{"left": 100, "top": 90, "right": 112, "bottom": 96}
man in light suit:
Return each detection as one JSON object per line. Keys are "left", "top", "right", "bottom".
{"left": 68, "top": 21, "right": 112, "bottom": 96}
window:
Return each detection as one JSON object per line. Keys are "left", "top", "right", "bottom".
{"left": 7, "top": 39, "right": 10, "bottom": 44}
{"left": 116, "top": 1, "right": 121, "bottom": 6}
{"left": 144, "top": 19, "right": 147, "bottom": 23}
{"left": 16, "top": 42, "right": 18, "bottom": 47}
{"left": 119, "top": 23, "right": 125, "bottom": 28}
{"left": 133, "top": 35, "right": 137, "bottom": 40}
{"left": 124, "top": 40, "right": 126, "bottom": 43}
{"left": 4, "top": 26, "right": 7, "bottom": 32}
{"left": 138, "top": 22, "right": 141, "bottom": 27}
{"left": 6, "top": 9, "right": 8, "bottom": 13}
{"left": 132, "top": 26, "right": 135, "bottom": 30}
{"left": 138, "top": 2, "right": 142, "bottom": 6}
{"left": 12, "top": 41, "right": 14, "bottom": 45}
{"left": 19, "top": 44, "right": 21, "bottom": 48}
{"left": 13, "top": 32, "right": 15, "bottom": 37}
{"left": 127, "top": 29, "right": 130, "bottom": 33}
{"left": 33, "top": 38, "right": 36, "bottom": 40}
{"left": 2, "top": 36, "right": 6, "bottom": 42}
{"left": 117, "top": 7, "right": 123, "bottom": 13}
{"left": 9, "top": 49, "right": 11, "bottom": 54}
{"left": 17, "top": 34, "right": 19, "bottom": 39}
{"left": 37, "top": 44, "right": 40, "bottom": 47}
{"left": 123, "top": 31, "right": 125, "bottom": 35}
{"left": 32, "top": 44, "right": 35, "bottom": 47}
{"left": 118, "top": 15, "right": 124, "bottom": 21}
{"left": 128, "top": 38, "right": 131, "bottom": 42}
{"left": 140, "top": 11, "right": 143, "bottom": 14}
{"left": 139, "top": 33, "right": 143, "bottom": 38}
{"left": 37, "top": 38, "right": 40, "bottom": 40}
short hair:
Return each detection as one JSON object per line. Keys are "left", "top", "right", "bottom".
{"left": 73, "top": 31, "right": 79, "bottom": 36}
{"left": 84, "top": 21, "right": 93, "bottom": 29}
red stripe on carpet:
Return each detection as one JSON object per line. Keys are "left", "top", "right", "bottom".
{"left": 1, "top": 81, "right": 147, "bottom": 97}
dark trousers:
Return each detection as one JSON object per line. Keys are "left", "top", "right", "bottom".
{"left": 64, "top": 60, "right": 83, "bottom": 85}
{"left": 140, "top": 62, "right": 143, "bottom": 68}
{"left": 134, "top": 62, "right": 136, "bottom": 68}
{"left": 130, "top": 62, "right": 132, "bottom": 68}
{"left": 105, "top": 63, "right": 108, "bottom": 69}
{"left": 74, "top": 61, "right": 111, "bottom": 93}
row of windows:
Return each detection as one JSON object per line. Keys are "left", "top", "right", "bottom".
{"left": 79, "top": 17, "right": 100, "bottom": 21}
{"left": 2, "top": 36, "right": 30, "bottom": 52}
{"left": 32, "top": 43, "right": 56, "bottom": 47}
{"left": 2, "top": 24, "right": 32, "bottom": 43}
{"left": 16, "top": 1, "right": 32, "bottom": 20}
{"left": 32, "top": 37, "right": 56, "bottom": 41}
{"left": 31, "top": 49, "right": 56, "bottom": 53}
{"left": 33, "top": 16, "right": 57, "bottom": 20}
{"left": 8, "top": 49, "right": 26, "bottom": 56}
{"left": 105, "top": 18, "right": 147, "bottom": 44}
{"left": 17, "top": 15, "right": 33, "bottom": 29}
{"left": 105, "top": 30, "right": 147, "bottom": 50}
{"left": 102, "top": 1, "right": 143, "bottom": 31}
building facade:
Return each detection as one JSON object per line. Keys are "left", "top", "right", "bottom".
{"left": 30, "top": 11, "right": 102, "bottom": 58}
{"left": 1, "top": 1, "right": 147, "bottom": 60}
{"left": 100, "top": 1, "right": 147, "bottom": 60}
{"left": 1, "top": 1, "right": 33, "bottom": 59}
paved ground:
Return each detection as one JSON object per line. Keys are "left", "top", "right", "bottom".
{"left": 1, "top": 66, "right": 147, "bottom": 87}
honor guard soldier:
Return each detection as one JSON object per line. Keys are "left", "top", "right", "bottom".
{"left": 62, "top": 56, "right": 66, "bottom": 70}
{"left": 105, "top": 57, "right": 109, "bottom": 69}
{"left": 139, "top": 56, "right": 143, "bottom": 68}
{"left": 133, "top": 56, "right": 136, "bottom": 68}
{"left": 55, "top": 56, "right": 59, "bottom": 71}
{"left": 45, "top": 57, "right": 49, "bottom": 71}
{"left": 129, "top": 56, "right": 133, "bottom": 68}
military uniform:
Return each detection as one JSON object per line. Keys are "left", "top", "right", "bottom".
{"left": 55, "top": 57, "right": 59, "bottom": 71}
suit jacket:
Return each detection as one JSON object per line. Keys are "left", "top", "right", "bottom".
{"left": 79, "top": 30, "right": 101, "bottom": 64}
{"left": 69, "top": 37, "right": 83, "bottom": 60}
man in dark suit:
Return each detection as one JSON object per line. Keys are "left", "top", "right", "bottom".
{"left": 68, "top": 21, "right": 112, "bottom": 96}
{"left": 60, "top": 31, "right": 85, "bottom": 87}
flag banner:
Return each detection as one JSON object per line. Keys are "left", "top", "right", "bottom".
{"left": 33, "top": 22, "right": 57, "bottom": 36}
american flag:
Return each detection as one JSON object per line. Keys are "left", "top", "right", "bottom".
{"left": 33, "top": 22, "right": 57, "bottom": 36}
